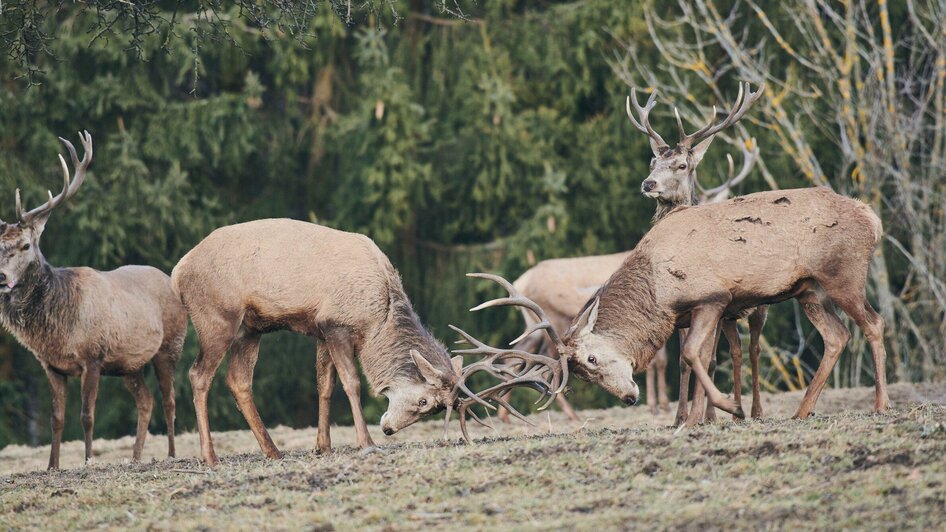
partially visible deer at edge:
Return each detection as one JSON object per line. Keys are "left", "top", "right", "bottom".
{"left": 0, "top": 132, "right": 186, "bottom": 469}
{"left": 627, "top": 82, "right": 769, "bottom": 426}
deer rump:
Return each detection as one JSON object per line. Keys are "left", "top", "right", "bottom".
{"left": 630, "top": 187, "right": 881, "bottom": 325}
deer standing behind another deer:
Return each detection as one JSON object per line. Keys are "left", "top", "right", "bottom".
{"left": 0, "top": 132, "right": 186, "bottom": 469}
{"left": 628, "top": 82, "right": 769, "bottom": 426}
{"left": 171, "top": 219, "right": 469, "bottom": 465}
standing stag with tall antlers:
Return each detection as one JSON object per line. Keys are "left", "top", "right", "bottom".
{"left": 0, "top": 132, "right": 187, "bottom": 469}
{"left": 627, "top": 82, "right": 769, "bottom": 425}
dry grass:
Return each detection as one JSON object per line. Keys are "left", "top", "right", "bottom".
{"left": 2, "top": 382, "right": 945, "bottom": 530}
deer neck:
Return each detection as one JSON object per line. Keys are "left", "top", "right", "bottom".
{"left": 0, "top": 259, "right": 78, "bottom": 348}
{"left": 591, "top": 250, "right": 675, "bottom": 371}
{"left": 359, "top": 285, "right": 450, "bottom": 393}
{"left": 652, "top": 171, "right": 699, "bottom": 223}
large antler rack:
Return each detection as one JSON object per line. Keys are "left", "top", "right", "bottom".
{"left": 444, "top": 273, "right": 570, "bottom": 443}
{"left": 673, "top": 81, "right": 764, "bottom": 148}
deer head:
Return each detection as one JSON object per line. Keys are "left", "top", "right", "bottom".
{"left": 627, "top": 83, "right": 763, "bottom": 207}
{"left": 378, "top": 350, "right": 463, "bottom": 435}
{"left": 0, "top": 132, "right": 92, "bottom": 293}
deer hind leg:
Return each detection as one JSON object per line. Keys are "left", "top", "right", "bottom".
{"left": 721, "top": 320, "right": 743, "bottom": 421}
{"left": 674, "top": 329, "right": 691, "bottom": 426}
{"left": 820, "top": 279, "right": 889, "bottom": 412}
{"left": 152, "top": 347, "right": 178, "bottom": 458}
{"left": 80, "top": 361, "right": 102, "bottom": 463}
{"left": 189, "top": 314, "right": 238, "bottom": 466}
{"left": 702, "top": 324, "right": 722, "bottom": 423}
{"left": 226, "top": 330, "right": 281, "bottom": 459}
{"left": 122, "top": 370, "right": 154, "bottom": 462}
{"left": 44, "top": 367, "right": 67, "bottom": 470}
{"left": 655, "top": 344, "right": 670, "bottom": 413}
{"left": 793, "top": 289, "right": 850, "bottom": 419}
{"left": 324, "top": 327, "right": 375, "bottom": 449}
{"left": 748, "top": 306, "right": 768, "bottom": 419}
{"left": 683, "top": 305, "right": 744, "bottom": 423}
{"left": 316, "top": 341, "right": 336, "bottom": 454}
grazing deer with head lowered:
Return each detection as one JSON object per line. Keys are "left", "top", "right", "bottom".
{"left": 490, "top": 186, "right": 888, "bottom": 421}
{"left": 496, "top": 252, "right": 665, "bottom": 420}
{"left": 171, "top": 220, "right": 556, "bottom": 464}
{"left": 0, "top": 132, "right": 186, "bottom": 469}
{"left": 627, "top": 82, "right": 769, "bottom": 425}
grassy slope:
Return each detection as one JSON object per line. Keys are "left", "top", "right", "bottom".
{"left": 1, "top": 382, "right": 945, "bottom": 530}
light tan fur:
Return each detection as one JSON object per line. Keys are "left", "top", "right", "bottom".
{"left": 0, "top": 132, "right": 185, "bottom": 470}
{"left": 171, "top": 219, "right": 459, "bottom": 465}
{"left": 563, "top": 187, "right": 889, "bottom": 420}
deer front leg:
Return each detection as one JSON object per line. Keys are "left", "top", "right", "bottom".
{"left": 122, "top": 370, "right": 154, "bottom": 462}
{"left": 80, "top": 361, "right": 102, "bottom": 463}
{"left": 316, "top": 341, "right": 336, "bottom": 454}
{"left": 325, "top": 328, "right": 375, "bottom": 449}
{"left": 44, "top": 367, "right": 67, "bottom": 470}
{"left": 682, "top": 306, "right": 744, "bottom": 422}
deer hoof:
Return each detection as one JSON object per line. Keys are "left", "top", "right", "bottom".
{"left": 732, "top": 406, "right": 746, "bottom": 420}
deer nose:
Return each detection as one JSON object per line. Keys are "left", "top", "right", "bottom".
{"left": 382, "top": 427, "right": 394, "bottom": 436}
{"left": 641, "top": 179, "right": 657, "bottom": 193}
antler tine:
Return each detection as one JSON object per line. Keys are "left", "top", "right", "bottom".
{"left": 678, "top": 82, "right": 765, "bottom": 148}
{"left": 626, "top": 88, "right": 670, "bottom": 152}
{"left": 701, "top": 137, "right": 760, "bottom": 201}
{"left": 19, "top": 132, "right": 93, "bottom": 224}
{"left": 466, "top": 272, "right": 566, "bottom": 352}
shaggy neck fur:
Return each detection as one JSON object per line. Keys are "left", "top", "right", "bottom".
{"left": 0, "top": 258, "right": 79, "bottom": 352}
{"left": 586, "top": 250, "right": 675, "bottom": 371}
{"left": 358, "top": 266, "right": 452, "bottom": 393}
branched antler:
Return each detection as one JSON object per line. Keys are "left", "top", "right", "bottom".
{"left": 698, "top": 137, "right": 760, "bottom": 204}
{"left": 674, "top": 81, "right": 764, "bottom": 148}
{"left": 16, "top": 131, "right": 93, "bottom": 225}
{"left": 444, "top": 273, "right": 570, "bottom": 442}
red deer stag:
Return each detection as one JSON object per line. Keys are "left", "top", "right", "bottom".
{"left": 496, "top": 253, "right": 664, "bottom": 420}
{"left": 627, "top": 82, "right": 768, "bottom": 425}
{"left": 171, "top": 220, "right": 556, "bottom": 464}
{"left": 469, "top": 187, "right": 888, "bottom": 424}
{"left": 0, "top": 132, "right": 186, "bottom": 469}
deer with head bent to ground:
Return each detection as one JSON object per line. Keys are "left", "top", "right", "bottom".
{"left": 171, "top": 219, "right": 558, "bottom": 464}
{"left": 468, "top": 187, "right": 889, "bottom": 422}
{"left": 496, "top": 253, "right": 669, "bottom": 420}
{"left": 627, "top": 82, "right": 769, "bottom": 425}
{"left": 0, "top": 132, "right": 186, "bottom": 469}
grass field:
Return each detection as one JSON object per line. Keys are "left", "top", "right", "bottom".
{"left": 2, "top": 382, "right": 945, "bottom": 530}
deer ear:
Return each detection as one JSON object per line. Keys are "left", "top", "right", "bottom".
{"left": 411, "top": 349, "right": 444, "bottom": 385}
{"left": 450, "top": 355, "right": 463, "bottom": 375}
{"left": 691, "top": 136, "right": 715, "bottom": 166}
{"left": 571, "top": 297, "right": 600, "bottom": 338}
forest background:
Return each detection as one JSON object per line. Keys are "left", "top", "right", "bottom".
{"left": 1, "top": 0, "right": 942, "bottom": 448}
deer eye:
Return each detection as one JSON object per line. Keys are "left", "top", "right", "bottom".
{"left": 678, "top": 164, "right": 687, "bottom": 170}
{"left": 588, "top": 355, "right": 598, "bottom": 365}
{"left": 20, "top": 243, "right": 30, "bottom": 251}
{"left": 418, "top": 398, "right": 428, "bottom": 408}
